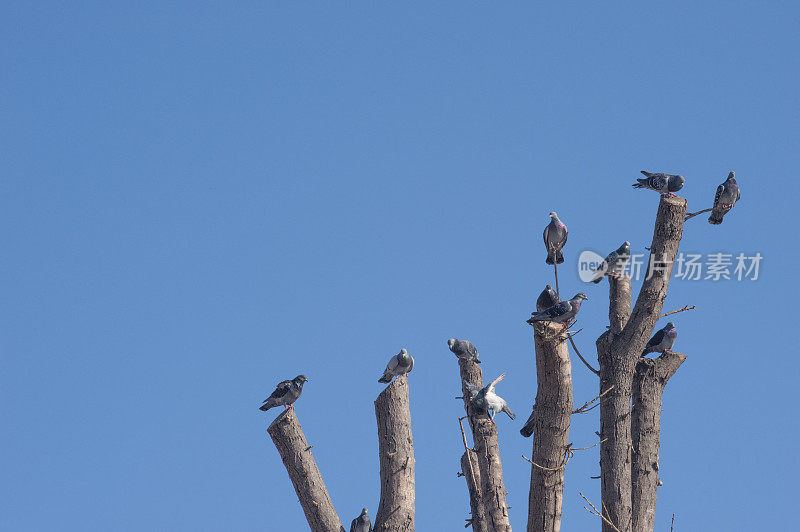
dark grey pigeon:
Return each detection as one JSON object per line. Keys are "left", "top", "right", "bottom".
{"left": 471, "top": 373, "right": 515, "bottom": 423}
{"left": 462, "top": 380, "right": 483, "bottom": 403}
{"left": 528, "top": 293, "right": 589, "bottom": 325}
{"left": 536, "top": 284, "right": 561, "bottom": 312}
{"left": 260, "top": 375, "right": 307, "bottom": 411}
{"left": 447, "top": 338, "right": 481, "bottom": 363}
{"left": 520, "top": 407, "right": 535, "bottom": 438}
{"left": 633, "top": 171, "right": 685, "bottom": 197}
{"left": 641, "top": 322, "right": 678, "bottom": 356}
{"left": 589, "top": 241, "right": 631, "bottom": 284}
{"left": 708, "top": 171, "right": 740, "bottom": 225}
{"left": 378, "top": 349, "right": 414, "bottom": 383}
{"left": 543, "top": 212, "right": 568, "bottom": 265}
{"left": 350, "top": 508, "right": 372, "bottom": 532}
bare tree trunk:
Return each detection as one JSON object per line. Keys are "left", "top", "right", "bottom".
{"left": 631, "top": 351, "right": 686, "bottom": 532}
{"left": 268, "top": 409, "right": 346, "bottom": 532}
{"left": 527, "top": 322, "right": 573, "bottom": 532}
{"left": 374, "top": 376, "right": 415, "bottom": 531}
{"left": 459, "top": 358, "right": 512, "bottom": 531}
{"left": 597, "top": 196, "right": 687, "bottom": 532}
{"left": 462, "top": 450, "right": 489, "bottom": 532}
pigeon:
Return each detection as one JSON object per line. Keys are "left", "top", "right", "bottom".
{"left": 447, "top": 338, "right": 481, "bottom": 363}
{"left": 589, "top": 241, "right": 631, "bottom": 284}
{"left": 260, "top": 375, "right": 307, "bottom": 411}
{"left": 520, "top": 407, "right": 535, "bottom": 438}
{"left": 641, "top": 322, "right": 678, "bottom": 356}
{"left": 471, "top": 373, "right": 515, "bottom": 423}
{"left": 462, "top": 380, "right": 483, "bottom": 402}
{"left": 378, "top": 349, "right": 414, "bottom": 383}
{"left": 543, "top": 212, "right": 568, "bottom": 265}
{"left": 527, "top": 293, "right": 589, "bottom": 326}
{"left": 536, "top": 284, "right": 561, "bottom": 312}
{"left": 350, "top": 508, "right": 372, "bottom": 532}
{"left": 633, "top": 171, "right": 685, "bottom": 197}
{"left": 708, "top": 171, "right": 740, "bottom": 225}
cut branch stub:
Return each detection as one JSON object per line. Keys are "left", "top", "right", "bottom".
{"left": 458, "top": 358, "right": 512, "bottom": 532}
{"left": 632, "top": 351, "right": 687, "bottom": 532}
{"left": 374, "top": 376, "right": 415, "bottom": 531}
{"left": 267, "top": 409, "right": 346, "bottom": 532}
{"left": 528, "top": 321, "right": 573, "bottom": 532}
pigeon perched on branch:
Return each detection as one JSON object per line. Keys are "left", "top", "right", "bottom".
{"left": 447, "top": 338, "right": 481, "bottom": 363}
{"left": 633, "top": 171, "right": 685, "bottom": 197}
{"left": 260, "top": 375, "right": 307, "bottom": 411}
{"left": 708, "top": 171, "right": 740, "bottom": 225}
{"left": 350, "top": 508, "right": 372, "bottom": 532}
{"left": 589, "top": 241, "right": 631, "bottom": 284}
{"left": 536, "top": 284, "right": 561, "bottom": 312}
{"left": 378, "top": 349, "right": 414, "bottom": 383}
{"left": 470, "top": 373, "right": 515, "bottom": 423}
{"left": 528, "top": 293, "right": 589, "bottom": 326}
{"left": 543, "top": 212, "right": 568, "bottom": 265}
{"left": 641, "top": 322, "right": 678, "bottom": 356}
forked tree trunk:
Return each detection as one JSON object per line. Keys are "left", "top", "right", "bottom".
{"left": 527, "top": 322, "right": 573, "bottom": 532}
{"left": 458, "top": 358, "right": 512, "bottom": 531}
{"left": 374, "top": 376, "right": 415, "bottom": 531}
{"left": 268, "top": 409, "right": 346, "bottom": 532}
{"left": 631, "top": 351, "right": 686, "bottom": 532}
{"left": 597, "top": 196, "right": 687, "bottom": 532}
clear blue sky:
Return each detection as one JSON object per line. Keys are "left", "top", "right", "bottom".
{"left": 2, "top": 2, "right": 797, "bottom": 530}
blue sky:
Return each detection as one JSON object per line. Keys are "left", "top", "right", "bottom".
{"left": 2, "top": 2, "right": 797, "bottom": 530}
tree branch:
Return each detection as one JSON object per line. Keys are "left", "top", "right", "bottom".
{"left": 528, "top": 321, "right": 573, "bottom": 532}
{"left": 632, "top": 351, "right": 687, "bottom": 532}
{"left": 457, "top": 358, "right": 512, "bottom": 531}
{"left": 267, "top": 409, "right": 346, "bottom": 532}
{"left": 374, "top": 376, "right": 415, "bottom": 531}
{"left": 684, "top": 207, "right": 712, "bottom": 221}
{"left": 658, "top": 305, "right": 695, "bottom": 319}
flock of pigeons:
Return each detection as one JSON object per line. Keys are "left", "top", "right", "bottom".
{"left": 260, "top": 170, "right": 741, "bottom": 531}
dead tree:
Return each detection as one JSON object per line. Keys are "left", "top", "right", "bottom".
{"left": 526, "top": 322, "right": 574, "bottom": 532}
{"left": 458, "top": 357, "right": 512, "bottom": 531}
{"left": 268, "top": 409, "right": 346, "bottom": 532}
{"left": 374, "top": 376, "right": 415, "bottom": 531}
{"left": 631, "top": 351, "right": 686, "bottom": 532}
{"left": 460, "top": 448, "right": 489, "bottom": 532}
{"left": 596, "top": 195, "right": 687, "bottom": 532}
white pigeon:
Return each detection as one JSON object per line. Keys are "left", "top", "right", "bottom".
{"left": 472, "top": 373, "right": 516, "bottom": 423}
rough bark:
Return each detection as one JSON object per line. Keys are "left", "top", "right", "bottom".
{"left": 459, "top": 358, "right": 512, "bottom": 531}
{"left": 527, "top": 322, "right": 573, "bottom": 532}
{"left": 597, "top": 196, "right": 687, "bottom": 532}
{"left": 374, "top": 376, "right": 415, "bottom": 531}
{"left": 267, "top": 409, "right": 346, "bottom": 532}
{"left": 462, "top": 450, "right": 489, "bottom": 532}
{"left": 631, "top": 351, "right": 686, "bottom": 532}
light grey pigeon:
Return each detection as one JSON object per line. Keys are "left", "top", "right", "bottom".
{"left": 536, "top": 284, "right": 561, "bottom": 312}
{"left": 589, "top": 241, "right": 631, "bottom": 284}
{"left": 641, "top": 322, "right": 678, "bottom": 356}
{"left": 543, "top": 212, "right": 568, "bottom": 264}
{"left": 260, "top": 375, "right": 307, "bottom": 411}
{"left": 708, "top": 171, "right": 740, "bottom": 225}
{"left": 520, "top": 407, "right": 535, "bottom": 438}
{"left": 447, "top": 338, "right": 481, "bottom": 364}
{"left": 633, "top": 171, "right": 685, "bottom": 197}
{"left": 378, "top": 349, "right": 414, "bottom": 383}
{"left": 350, "top": 508, "right": 372, "bottom": 532}
{"left": 528, "top": 293, "right": 589, "bottom": 326}
{"left": 471, "top": 373, "right": 515, "bottom": 423}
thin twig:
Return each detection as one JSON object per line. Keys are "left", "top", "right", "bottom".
{"left": 570, "top": 438, "right": 607, "bottom": 451}
{"left": 554, "top": 261, "right": 560, "bottom": 297}
{"left": 659, "top": 305, "right": 695, "bottom": 318}
{"left": 684, "top": 207, "right": 712, "bottom": 221}
{"left": 567, "top": 333, "right": 600, "bottom": 376}
{"left": 573, "top": 386, "right": 615, "bottom": 414}
{"left": 671, "top": 513, "right": 675, "bottom": 531}
{"left": 457, "top": 417, "right": 479, "bottom": 497}
{"left": 580, "top": 492, "right": 621, "bottom": 532}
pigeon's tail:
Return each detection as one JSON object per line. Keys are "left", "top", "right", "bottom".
{"left": 259, "top": 401, "right": 275, "bottom": 411}
{"left": 641, "top": 347, "right": 653, "bottom": 357}
{"left": 632, "top": 178, "right": 649, "bottom": 189}
{"left": 503, "top": 406, "right": 516, "bottom": 420}
{"left": 591, "top": 275, "right": 603, "bottom": 284}
{"left": 708, "top": 211, "right": 724, "bottom": 225}
{"left": 520, "top": 422, "right": 534, "bottom": 438}
{"left": 555, "top": 249, "right": 564, "bottom": 264}
{"left": 545, "top": 252, "right": 555, "bottom": 265}
{"left": 378, "top": 373, "right": 392, "bottom": 383}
